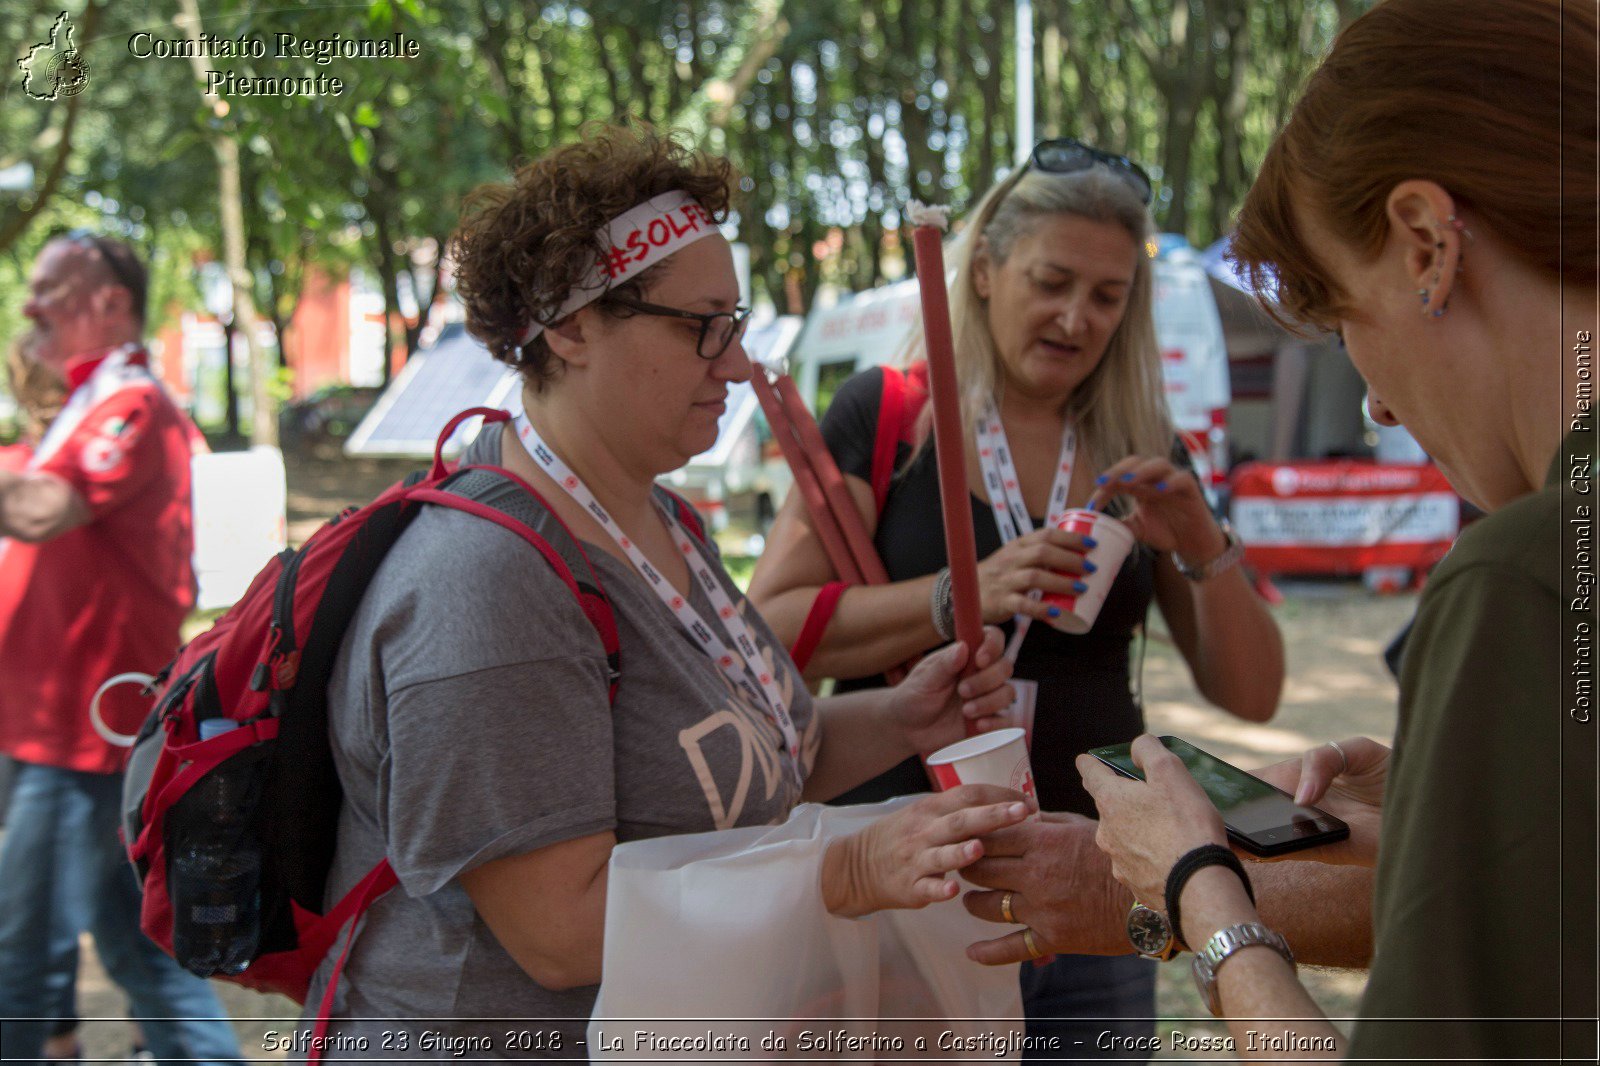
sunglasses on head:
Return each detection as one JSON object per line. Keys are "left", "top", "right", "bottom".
{"left": 1026, "top": 138, "right": 1154, "bottom": 205}
{"left": 61, "top": 229, "right": 147, "bottom": 313}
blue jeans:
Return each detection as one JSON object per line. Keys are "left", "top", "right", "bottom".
{"left": 0, "top": 762, "right": 243, "bottom": 1064}
{"left": 1019, "top": 952, "right": 1159, "bottom": 1060}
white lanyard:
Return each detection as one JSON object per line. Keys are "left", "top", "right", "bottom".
{"left": 30, "top": 344, "right": 147, "bottom": 471}
{"left": 512, "top": 415, "right": 803, "bottom": 784}
{"left": 975, "top": 397, "right": 1076, "bottom": 660}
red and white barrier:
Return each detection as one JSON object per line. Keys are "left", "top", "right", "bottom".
{"left": 1230, "top": 461, "right": 1459, "bottom": 576}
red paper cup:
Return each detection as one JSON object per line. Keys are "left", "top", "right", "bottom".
{"left": 926, "top": 727, "right": 1036, "bottom": 802}
{"left": 1041, "top": 509, "right": 1137, "bottom": 634}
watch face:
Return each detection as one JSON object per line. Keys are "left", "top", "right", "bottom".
{"left": 1127, "top": 905, "right": 1173, "bottom": 956}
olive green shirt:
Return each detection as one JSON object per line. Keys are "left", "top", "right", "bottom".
{"left": 1350, "top": 434, "right": 1596, "bottom": 1061}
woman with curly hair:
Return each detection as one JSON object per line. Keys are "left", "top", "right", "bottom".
{"left": 301, "top": 124, "right": 1031, "bottom": 1055}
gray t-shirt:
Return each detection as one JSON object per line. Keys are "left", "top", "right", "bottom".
{"left": 300, "top": 428, "right": 818, "bottom": 1057}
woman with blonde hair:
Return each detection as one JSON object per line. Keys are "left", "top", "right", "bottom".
{"left": 1079, "top": 0, "right": 1596, "bottom": 1058}
{"left": 750, "top": 143, "right": 1283, "bottom": 1052}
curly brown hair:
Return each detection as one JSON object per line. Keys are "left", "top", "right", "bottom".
{"left": 452, "top": 123, "right": 735, "bottom": 388}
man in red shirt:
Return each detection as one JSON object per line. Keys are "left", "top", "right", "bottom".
{"left": 0, "top": 234, "right": 241, "bottom": 1063}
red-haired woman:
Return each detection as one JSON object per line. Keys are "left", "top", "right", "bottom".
{"left": 1078, "top": 0, "right": 1597, "bottom": 1058}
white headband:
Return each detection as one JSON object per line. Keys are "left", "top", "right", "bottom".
{"left": 519, "top": 191, "right": 718, "bottom": 346}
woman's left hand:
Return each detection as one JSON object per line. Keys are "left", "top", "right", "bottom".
{"left": 1075, "top": 734, "right": 1227, "bottom": 907}
{"left": 890, "top": 625, "right": 1014, "bottom": 753}
{"left": 1084, "top": 456, "right": 1224, "bottom": 561}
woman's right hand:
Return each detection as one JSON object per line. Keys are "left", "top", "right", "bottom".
{"left": 1250, "top": 737, "right": 1389, "bottom": 867}
{"left": 975, "top": 527, "right": 1096, "bottom": 625}
{"left": 822, "top": 785, "right": 1034, "bottom": 918}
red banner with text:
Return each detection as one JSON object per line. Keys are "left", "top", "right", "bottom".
{"left": 1229, "top": 461, "right": 1459, "bottom": 576}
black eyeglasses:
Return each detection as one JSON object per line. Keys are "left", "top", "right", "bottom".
{"left": 62, "top": 228, "right": 148, "bottom": 319}
{"left": 1027, "top": 138, "right": 1154, "bottom": 205}
{"left": 605, "top": 295, "right": 752, "bottom": 360}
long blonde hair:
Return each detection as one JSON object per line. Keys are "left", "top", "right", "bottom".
{"left": 900, "top": 166, "right": 1173, "bottom": 471}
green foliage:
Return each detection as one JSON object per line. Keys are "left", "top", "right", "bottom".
{"left": 0, "top": 0, "right": 1372, "bottom": 387}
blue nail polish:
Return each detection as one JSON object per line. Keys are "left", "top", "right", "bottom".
{"left": 1047, "top": 606, "right": 1061, "bottom": 618}
{"left": 1155, "top": 481, "right": 1168, "bottom": 491}
{"left": 1120, "top": 472, "right": 1134, "bottom": 482}
{"left": 1095, "top": 474, "right": 1108, "bottom": 485}
{"left": 1072, "top": 580, "right": 1089, "bottom": 593}
{"left": 1083, "top": 536, "right": 1098, "bottom": 548}
{"left": 1083, "top": 561, "right": 1097, "bottom": 573}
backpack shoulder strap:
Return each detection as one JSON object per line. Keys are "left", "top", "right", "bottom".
{"left": 408, "top": 465, "right": 622, "bottom": 703}
{"left": 655, "top": 485, "right": 709, "bottom": 546}
{"left": 903, "top": 361, "right": 931, "bottom": 441}
{"left": 869, "top": 363, "right": 932, "bottom": 514}
{"left": 870, "top": 366, "right": 906, "bottom": 515}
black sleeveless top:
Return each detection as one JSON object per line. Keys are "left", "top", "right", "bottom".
{"left": 819, "top": 367, "right": 1159, "bottom": 816}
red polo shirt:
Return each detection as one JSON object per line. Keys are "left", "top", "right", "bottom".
{"left": 0, "top": 348, "right": 198, "bottom": 774}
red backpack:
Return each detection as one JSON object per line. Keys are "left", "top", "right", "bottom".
{"left": 788, "top": 363, "right": 929, "bottom": 672}
{"left": 118, "top": 408, "right": 703, "bottom": 1022}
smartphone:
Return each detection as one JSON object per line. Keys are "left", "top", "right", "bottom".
{"left": 1087, "top": 736, "right": 1349, "bottom": 857}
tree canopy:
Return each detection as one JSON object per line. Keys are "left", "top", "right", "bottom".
{"left": 0, "top": 0, "right": 1369, "bottom": 428}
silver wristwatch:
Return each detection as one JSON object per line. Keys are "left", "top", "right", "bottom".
{"left": 1172, "top": 519, "right": 1244, "bottom": 582}
{"left": 1191, "top": 921, "right": 1296, "bottom": 1017}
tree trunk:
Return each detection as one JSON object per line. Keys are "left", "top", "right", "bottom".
{"left": 176, "top": 0, "right": 276, "bottom": 447}
{"left": 475, "top": 0, "right": 528, "bottom": 160}
{"left": 221, "top": 315, "right": 240, "bottom": 439}
{"left": 1209, "top": 0, "right": 1248, "bottom": 240}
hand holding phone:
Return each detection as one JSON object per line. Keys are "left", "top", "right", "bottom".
{"left": 1087, "top": 736, "right": 1350, "bottom": 858}
{"left": 1249, "top": 738, "right": 1386, "bottom": 866}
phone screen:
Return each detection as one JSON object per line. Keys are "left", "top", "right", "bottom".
{"left": 1090, "top": 736, "right": 1344, "bottom": 848}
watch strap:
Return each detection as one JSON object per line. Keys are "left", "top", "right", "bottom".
{"left": 1191, "top": 922, "right": 1296, "bottom": 1017}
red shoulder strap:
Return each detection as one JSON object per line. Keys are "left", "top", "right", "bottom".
{"left": 870, "top": 363, "right": 931, "bottom": 514}
{"left": 432, "top": 407, "right": 511, "bottom": 480}
{"left": 658, "top": 486, "right": 709, "bottom": 545}
{"left": 409, "top": 463, "right": 624, "bottom": 705}
{"left": 903, "top": 362, "right": 931, "bottom": 440}
{"left": 871, "top": 367, "right": 906, "bottom": 514}
{"left": 789, "top": 581, "right": 848, "bottom": 674}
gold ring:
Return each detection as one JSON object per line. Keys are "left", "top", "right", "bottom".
{"left": 1000, "top": 891, "right": 1017, "bottom": 924}
{"left": 1327, "top": 740, "right": 1350, "bottom": 776}
{"left": 1022, "top": 927, "right": 1043, "bottom": 960}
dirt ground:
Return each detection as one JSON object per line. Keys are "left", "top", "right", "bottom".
{"left": 59, "top": 454, "right": 1413, "bottom": 1060}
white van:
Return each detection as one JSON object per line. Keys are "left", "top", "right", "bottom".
{"left": 783, "top": 240, "right": 1234, "bottom": 493}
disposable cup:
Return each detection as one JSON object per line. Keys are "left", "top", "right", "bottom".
{"left": 926, "top": 727, "right": 1036, "bottom": 802}
{"left": 1040, "top": 509, "right": 1137, "bottom": 634}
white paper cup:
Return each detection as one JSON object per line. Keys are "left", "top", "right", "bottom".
{"left": 1041, "top": 509, "right": 1137, "bottom": 634}
{"left": 926, "top": 727, "right": 1036, "bottom": 801}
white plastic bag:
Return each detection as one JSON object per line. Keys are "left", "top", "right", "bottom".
{"left": 588, "top": 798, "right": 1024, "bottom": 1061}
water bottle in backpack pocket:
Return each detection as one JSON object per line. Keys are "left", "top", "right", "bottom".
{"left": 165, "top": 723, "right": 270, "bottom": 977}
